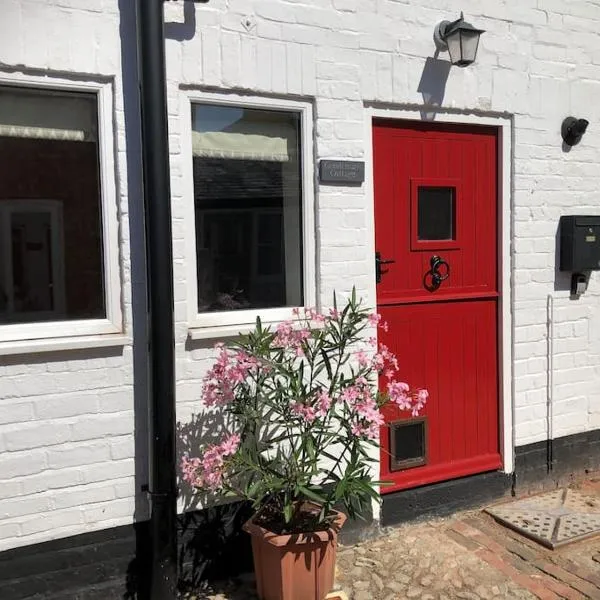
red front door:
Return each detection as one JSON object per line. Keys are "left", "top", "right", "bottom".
{"left": 373, "top": 120, "right": 501, "bottom": 494}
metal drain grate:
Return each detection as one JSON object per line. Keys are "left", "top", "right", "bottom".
{"left": 486, "top": 489, "right": 600, "bottom": 549}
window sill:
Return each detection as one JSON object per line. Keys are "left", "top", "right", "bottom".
{"left": 188, "top": 317, "right": 327, "bottom": 342}
{"left": 188, "top": 323, "right": 270, "bottom": 341}
{"left": 0, "top": 334, "right": 130, "bottom": 357}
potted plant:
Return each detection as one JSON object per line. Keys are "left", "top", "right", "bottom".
{"left": 181, "top": 290, "right": 427, "bottom": 600}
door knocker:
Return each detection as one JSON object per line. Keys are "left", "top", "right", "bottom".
{"left": 424, "top": 255, "right": 450, "bottom": 291}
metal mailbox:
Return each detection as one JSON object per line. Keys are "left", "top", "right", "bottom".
{"left": 559, "top": 215, "right": 600, "bottom": 272}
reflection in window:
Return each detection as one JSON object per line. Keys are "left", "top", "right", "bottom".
{"left": 191, "top": 104, "right": 303, "bottom": 313}
{"left": 0, "top": 86, "right": 105, "bottom": 325}
{"left": 417, "top": 186, "right": 455, "bottom": 241}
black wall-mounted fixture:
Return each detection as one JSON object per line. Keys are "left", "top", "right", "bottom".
{"left": 561, "top": 117, "right": 589, "bottom": 147}
{"left": 559, "top": 215, "right": 600, "bottom": 296}
{"left": 434, "top": 12, "right": 485, "bottom": 67}
{"left": 136, "top": 1, "right": 178, "bottom": 598}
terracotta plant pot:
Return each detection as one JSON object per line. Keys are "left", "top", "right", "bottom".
{"left": 243, "top": 507, "right": 347, "bottom": 600}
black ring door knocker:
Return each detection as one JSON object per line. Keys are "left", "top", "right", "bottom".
{"left": 425, "top": 255, "right": 450, "bottom": 291}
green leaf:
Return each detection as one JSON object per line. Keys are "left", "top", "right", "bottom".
{"left": 284, "top": 502, "right": 293, "bottom": 524}
{"left": 334, "top": 479, "right": 347, "bottom": 501}
{"left": 298, "top": 485, "right": 327, "bottom": 505}
{"left": 320, "top": 349, "right": 333, "bottom": 381}
{"left": 246, "top": 479, "right": 263, "bottom": 498}
{"left": 305, "top": 436, "right": 316, "bottom": 462}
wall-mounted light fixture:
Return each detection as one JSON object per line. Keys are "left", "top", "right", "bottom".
{"left": 561, "top": 117, "right": 589, "bottom": 147}
{"left": 434, "top": 12, "right": 485, "bottom": 67}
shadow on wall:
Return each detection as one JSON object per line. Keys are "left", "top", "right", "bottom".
{"left": 165, "top": 0, "right": 197, "bottom": 41}
{"left": 554, "top": 225, "right": 573, "bottom": 294}
{"left": 176, "top": 412, "right": 254, "bottom": 589}
{"left": 417, "top": 54, "right": 451, "bottom": 121}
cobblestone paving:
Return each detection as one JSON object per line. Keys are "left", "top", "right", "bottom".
{"left": 336, "top": 518, "right": 535, "bottom": 600}
{"left": 181, "top": 480, "right": 600, "bottom": 600}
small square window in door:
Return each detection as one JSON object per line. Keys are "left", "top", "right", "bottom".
{"left": 390, "top": 417, "right": 427, "bottom": 471}
{"left": 410, "top": 178, "right": 461, "bottom": 251}
{"left": 418, "top": 187, "right": 455, "bottom": 241}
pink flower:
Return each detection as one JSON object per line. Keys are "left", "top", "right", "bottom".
{"left": 368, "top": 313, "right": 382, "bottom": 327}
{"left": 221, "top": 433, "right": 241, "bottom": 456}
{"left": 355, "top": 399, "right": 384, "bottom": 426}
{"left": 368, "top": 312, "right": 389, "bottom": 331}
{"left": 388, "top": 381, "right": 411, "bottom": 410}
{"left": 291, "top": 402, "right": 317, "bottom": 423}
{"left": 202, "top": 347, "right": 259, "bottom": 407}
{"left": 372, "top": 343, "right": 399, "bottom": 373}
{"left": 315, "top": 391, "right": 332, "bottom": 417}
{"left": 340, "top": 385, "right": 361, "bottom": 405}
{"left": 357, "top": 350, "right": 370, "bottom": 368}
{"left": 273, "top": 321, "right": 311, "bottom": 355}
{"left": 328, "top": 308, "right": 340, "bottom": 319}
{"left": 351, "top": 422, "right": 370, "bottom": 438}
{"left": 305, "top": 307, "right": 326, "bottom": 324}
{"left": 181, "top": 455, "right": 203, "bottom": 487}
{"left": 386, "top": 381, "right": 428, "bottom": 416}
{"left": 351, "top": 416, "right": 382, "bottom": 441}
{"left": 181, "top": 433, "right": 241, "bottom": 491}
{"left": 411, "top": 389, "right": 429, "bottom": 416}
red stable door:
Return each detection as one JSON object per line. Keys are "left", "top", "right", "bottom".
{"left": 373, "top": 120, "right": 502, "bottom": 494}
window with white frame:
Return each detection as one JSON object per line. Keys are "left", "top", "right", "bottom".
{"left": 0, "top": 82, "right": 120, "bottom": 343}
{"left": 189, "top": 100, "right": 312, "bottom": 327}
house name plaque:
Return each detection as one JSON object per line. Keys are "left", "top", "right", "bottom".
{"left": 318, "top": 160, "right": 365, "bottom": 185}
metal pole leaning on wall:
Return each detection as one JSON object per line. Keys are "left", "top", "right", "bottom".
{"left": 136, "top": 0, "right": 178, "bottom": 598}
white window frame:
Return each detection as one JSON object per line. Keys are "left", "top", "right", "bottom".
{"left": 0, "top": 73, "right": 122, "bottom": 344}
{"left": 181, "top": 91, "right": 316, "bottom": 338}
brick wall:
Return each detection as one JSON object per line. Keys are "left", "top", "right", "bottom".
{"left": 0, "top": 0, "right": 138, "bottom": 553}
{"left": 1, "top": 0, "right": 600, "bottom": 556}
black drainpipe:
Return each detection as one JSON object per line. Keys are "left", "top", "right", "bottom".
{"left": 136, "top": 0, "right": 177, "bottom": 598}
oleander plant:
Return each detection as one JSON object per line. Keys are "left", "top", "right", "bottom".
{"left": 182, "top": 289, "right": 427, "bottom": 534}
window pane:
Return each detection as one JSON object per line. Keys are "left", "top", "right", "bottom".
{"left": 0, "top": 87, "right": 105, "bottom": 325}
{"left": 417, "top": 186, "right": 455, "bottom": 241}
{"left": 192, "top": 104, "right": 303, "bottom": 313}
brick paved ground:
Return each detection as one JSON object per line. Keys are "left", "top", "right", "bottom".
{"left": 182, "top": 479, "right": 600, "bottom": 600}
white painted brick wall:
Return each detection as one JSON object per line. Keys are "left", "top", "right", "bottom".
{"left": 0, "top": 0, "right": 137, "bottom": 552}
{"left": 3, "top": 0, "right": 600, "bottom": 551}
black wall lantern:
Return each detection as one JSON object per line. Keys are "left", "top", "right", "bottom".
{"left": 561, "top": 117, "right": 589, "bottom": 147}
{"left": 434, "top": 12, "right": 485, "bottom": 67}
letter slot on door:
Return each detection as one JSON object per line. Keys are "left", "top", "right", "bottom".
{"left": 559, "top": 215, "right": 600, "bottom": 295}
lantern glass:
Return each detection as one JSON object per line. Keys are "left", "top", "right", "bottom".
{"left": 445, "top": 30, "right": 463, "bottom": 65}
{"left": 458, "top": 29, "right": 481, "bottom": 66}
{"left": 445, "top": 28, "right": 481, "bottom": 66}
